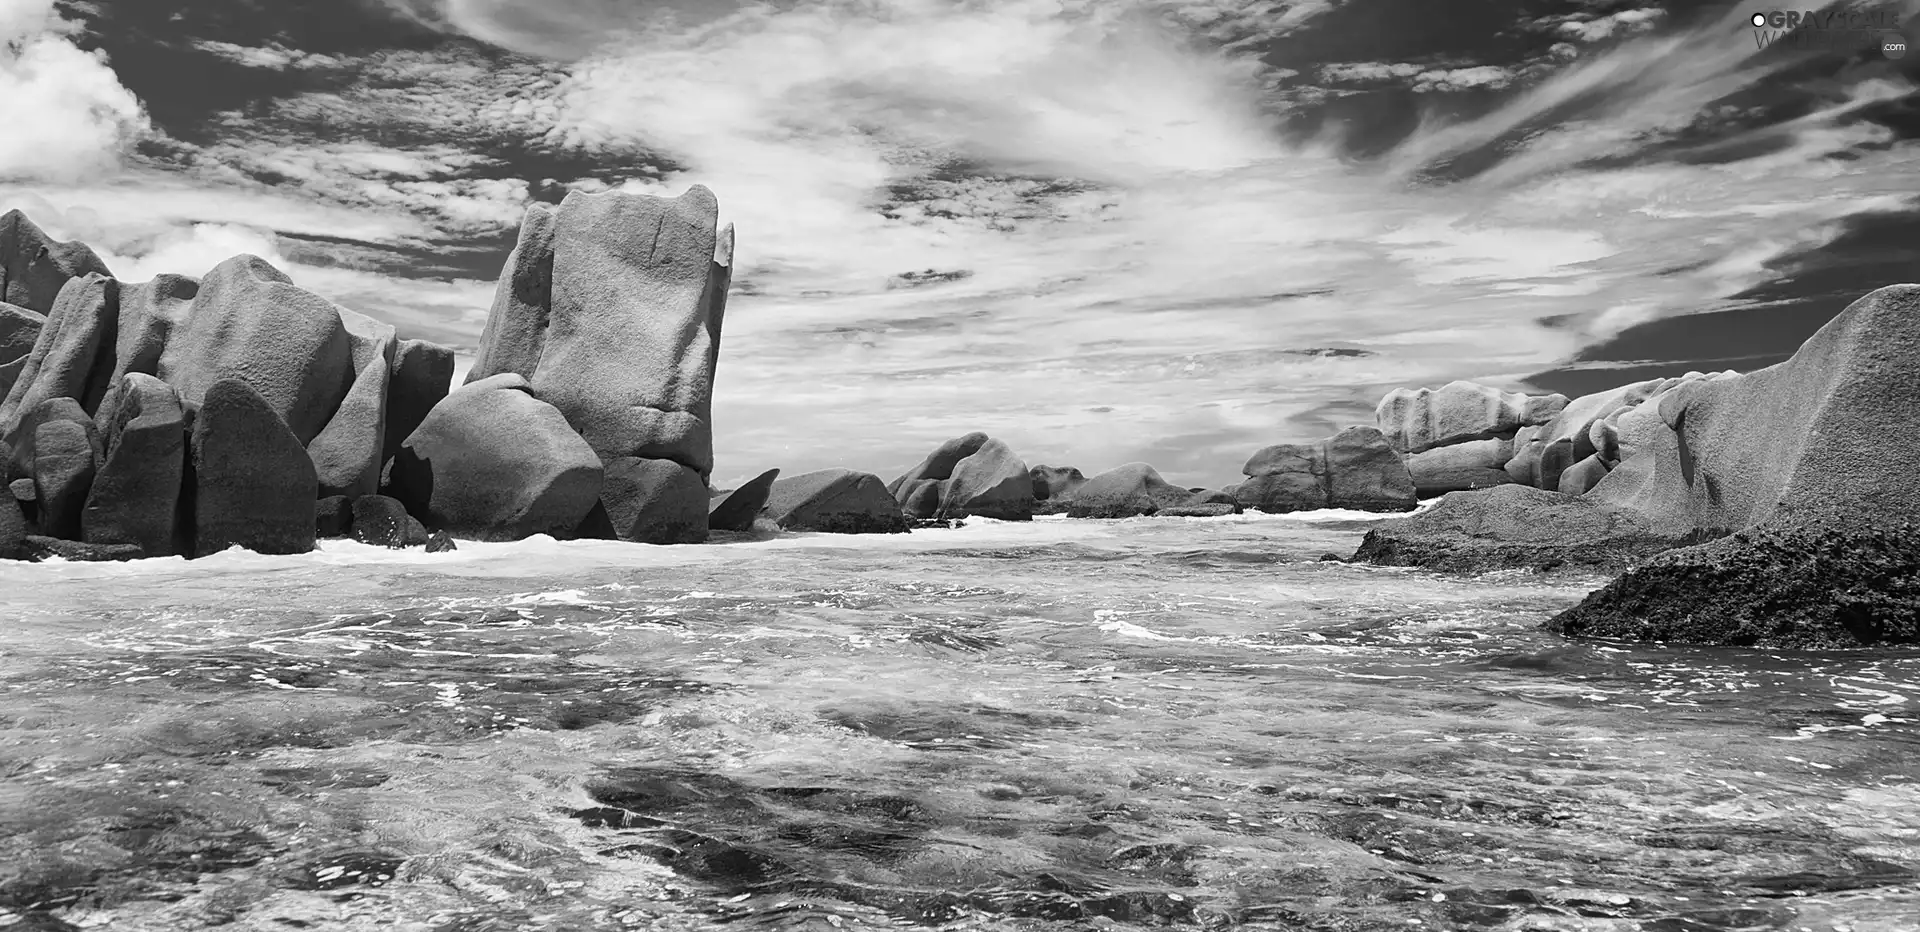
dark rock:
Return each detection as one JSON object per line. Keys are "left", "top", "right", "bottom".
{"left": 32, "top": 419, "right": 97, "bottom": 540}
{"left": 1, "top": 210, "right": 113, "bottom": 314}
{"left": 466, "top": 201, "right": 556, "bottom": 385}
{"left": 191, "top": 378, "right": 318, "bottom": 557}
{"left": 158, "top": 255, "right": 356, "bottom": 445}
{"left": 1404, "top": 438, "right": 1514, "bottom": 497}
{"left": 1535, "top": 437, "right": 1579, "bottom": 493}
{"left": 308, "top": 321, "right": 395, "bottom": 499}
{"left": 1160, "top": 503, "right": 1238, "bottom": 518}
{"left": 1547, "top": 520, "right": 1920, "bottom": 649}
{"left": 570, "top": 500, "right": 619, "bottom": 540}
{"left": 0, "top": 273, "right": 118, "bottom": 437}
{"left": 1557, "top": 454, "right": 1610, "bottom": 496}
{"left": 762, "top": 468, "right": 907, "bottom": 533}
{"left": 1029, "top": 465, "right": 1086, "bottom": 501}
{"left": 7, "top": 397, "right": 98, "bottom": 480}
{"left": 1066, "top": 463, "right": 1196, "bottom": 518}
{"left": 390, "top": 373, "right": 602, "bottom": 542}
{"left": 709, "top": 468, "right": 778, "bottom": 532}
{"left": 1234, "top": 427, "right": 1417, "bottom": 514}
{"left": 350, "top": 494, "right": 413, "bottom": 549}
{"left": 82, "top": 373, "right": 186, "bottom": 556}
{"left": 532, "top": 188, "right": 731, "bottom": 477}
{"left": 0, "top": 498, "right": 23, "bottom": 560}
{"left": 1350, "top": 484, "right": 1681, "bottom": 574}
{"left": 1375, "top": 381, "right": 1566, "bottom": 454}
{"left": 425, "top": 530, "right": 458, "bottom": 552}
{"left": 384, "top": 339, "right": 454, "bottom": 467}
{"left": 603, "top": 456, "right": 707, "bottom": 544}
{"left": 0, "top": 301, "right": 45, "bottom": 392}
{"left": 23, "top": 535, "right": 143, "bottom": 562}
{"left": 406, "top": 515, "right": 429, "bottom": 546}
{"left": 316, "top": 495, "right": 351, "bottom": 538}
{"left": 889, "top": 432, "right": 1034, "bottom": 520}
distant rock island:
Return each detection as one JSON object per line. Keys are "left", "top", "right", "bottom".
{"left": 2, "top": 193, "right": 1914, "bottom": 651}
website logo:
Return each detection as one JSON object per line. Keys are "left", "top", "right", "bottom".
{"left": 1748, "top": 9, "right": 1906, "bottom": 57}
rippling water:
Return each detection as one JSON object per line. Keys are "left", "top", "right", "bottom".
{"left": 4, "top": 513, "right": 1920, "bottom": 931}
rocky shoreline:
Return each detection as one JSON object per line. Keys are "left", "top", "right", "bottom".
{"left": 3, "top": 194, "right": 1914, "bottom": 650}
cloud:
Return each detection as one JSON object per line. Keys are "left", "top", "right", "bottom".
{"left": 1552, "top": 7, "right": 1668, "bottom": 42}
{"left": 0, "top": 0, "right": 148, "bottom": 183}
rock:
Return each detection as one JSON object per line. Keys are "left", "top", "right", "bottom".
{"left": 390, "top": 373, "right": 603, "bottom": 542}
{"left": 316, "top": 495, "right": 352, "bottom": 538}
{"left": 1403, "top": 438, "right": 1514, "bottom": 497}
{"left": 709, "top": 468, "right": 778, "bottom": 532}
{"left": 1375, "top": 381, "right": 1567, "bottom": 454}
{"left": 23, "top": 535, "right": 143, "bottom": 562}
{"left": 405, "top": 515, "right": 429, "bottom": 546}
{"left": 1502, "top": 426, "right": 1544, "bottom": 484}
{"left": 1234, "top": 427, "right": 1417, "bottom": 514}
{"left": 384, "top": 339, "right": 455, "bottom": 467}
{"left": 1535, "top": 437, "right": 1579, "bottom": 493}
{"left": 1, "top": 210, "right": 113, "bottom": 314}
{"left": 425, "top": 530, "right": 458, "bottom": 553}
{"left": 0, "top": 274, "right": 118, "bottom": 437}
{"left": 466, "top": 201, "right": 556, "bottom": 385}
{"left": 1030, "top": 465, "right": 1086, "bottom": 502}
{"left": 158, "top": 255, "right": 356, "bottom": 445}
{"left": 0, "top": 498, "right": 24, "bottom": 560}
{"left": 350, "top": 494, "right": 413, "bottom": 549}
{"left": 308, "top": 327, "right": 395, "bottom": 499}
{"left": 1066, "top": 463, "right": 1198, "bottom": 518}
{"left": 602, "top": 457, "right": 707, "bottom": 544}
{"left": 532, "top": 188, "right": 732, "bottom": 477}
{"left": 9, "top": 478, "right": 31, "bottom": 501}
{"left": 1510, "top": 372, "right": 1736, "bottom": 485}
{"left": 31, "top": 419, "right": 97, "bottom": 540}
{"left": 1546, "top": 520, "right": 1920, "bottom": 649}
{"left": 81, "top": 373, "right": 186, "bottom": 556}
{"left": 93, "top": 275, "right": 199, "bottom": 421}
{"left": 1557, "top": 454, "right": 1610, "bottom": 496}
{"left": 762, "top": 468, "right": 907, "bottom": 533}
{"left": 7, "top": 397, "right": 97, "bottom": 481}
{"left": 0, "top": 302, "right": 45, "bottom": 399}
{"left": 1350, "top": 484, "right": 1681, "bottom": 574}
{"left": 890, "top": 433, "right": 1035, "bottom": 520}
{"left": 1160, "top": 503, "right": 1238, "bottom": 518}
{"left": 191, "top": 378, "right": 319, "bottom": 557}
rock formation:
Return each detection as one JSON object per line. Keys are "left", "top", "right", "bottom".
{"left": 762, "top": 469, "right": 906, "bottom": 533}
{"left": 1064, "top": 463, "right": 1204, "bottom": 518}
{"left": 1375, "top": 381, "right": 1567, "bottom": 455}
{"left": 1234, "top": 427, "right": 1417, "bottom": 513}
{"left": 889, "top": 433, "right": 1035, "bottom": 521}
{"left": 191, "top": 378, "right": 319, "bottom": 557}
{"left": 710, "top": 468, "right": 778, "bottom": 532}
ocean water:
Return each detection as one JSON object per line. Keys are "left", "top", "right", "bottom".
{"left": 3, "top": 512, "right": 1919, "bottom": 932}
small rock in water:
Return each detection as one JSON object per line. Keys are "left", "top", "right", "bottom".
{"left": 425, "top": 530, "right": 458, "bottom": 553}
{"left": 25, "top": 535, "right": 143, "bottom": 562}
{"left": 350, "top": 494, "right": 412, "bottom": 549}
{"left": 315, "top": 495, "right": 351, "bottom": 538}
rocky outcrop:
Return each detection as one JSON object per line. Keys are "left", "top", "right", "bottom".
{"left": 1557, "top": 454, "right": 1609, "bottom": 495}
{"left": 1403, "top": 437, "right": 1514, "bottom": 497}
{"left": 603, "top": 457, "right": 707, "bottom": 544}
{"left": 1064, "top": 463, "right": 1204, "bottom": 518}
{"left": 32, "top": 418, "right": 96, "bottom": 541}
{"left": 890, "top": 433, "right": 1035, "bottom": 521}
{"left": 710, "top": 468, "right": 778, "bottom": 532}
{"left": 1234, "top": 427, "right": 1417, "bottom": 513}
{"left": 0, "top": 274, "right": 118, "bottom": 437}
{"left": 467, "top": 202, "right": 556, "bottom": 385}
{"left": 1547, "top": 520, "right": 1920, "bottom": 649}
{"left": 191, "top": 378, "right": 318, "bottom": 557}
{"left": 350, "top": 494, "right": 414, "bottom": 549}
{"left": 762, "top": 469, "right": 907, "bottom": 533}
{"left": 1, "top": 210, "right": 113, "bottom": 315}
{"left": 82, "top": 374, "right": 186, "bottom": 556}
{"left": 390, "top": 374, "right": 603, "bottom": 542}
{"left": 1351, "top": 484, "right": 1681, "bottom": 574}
{"left": 0, "top": 301, "right": 44, "bottom": 399}
{"left": 308, "top": 318, "right": 396, "bottom": 500}
{"left": 1504, "top": 371, "right": 1736, "bottom": 489}
{"left": 1375, "top": 381, "right": 1566, "bottom": 455}
{"left": 1029, "top": 465, "right": 1086, "bottom": 514}
{"left": 385, "top": 339, "right": 455, "bottom": 467}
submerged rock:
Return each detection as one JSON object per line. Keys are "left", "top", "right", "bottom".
{"left": 1351, "top": 484, "right": 1680, "bottom": 574}
{"left": 1548, "top": 520, "right": 1920, "bottom": 649}
{"left": 24, "top": 535, "right": 143, "bottom": 562}
{"left": 1234, "top": 427, "right": 1416, "bottom": 513}
{"left": 763, "top": 468, "right": 907, "bottom": 533}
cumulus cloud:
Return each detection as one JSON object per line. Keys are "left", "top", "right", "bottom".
{"left": 0, "top": 0, "right": 149, "bottom": 182}
{"left": 1552, "top": 7, "right": 1667, "bottom": 42}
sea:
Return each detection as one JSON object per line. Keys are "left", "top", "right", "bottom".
{"left": 3, "top": 510, "right": 1918, "bottom": 932}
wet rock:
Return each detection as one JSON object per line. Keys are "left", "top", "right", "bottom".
{"left": 383, "top": 338, "right": 454, "bottom": 467}
{"left": 763, "top": 468, "right": 907, "bottom": 533}
{"left": 24, "top": 535, "right": 143, "bottom": 562}
{"left": 316, "top": 495, "right": 351, "bottom": 538}
{"left": 1405, "top": 437, "right": 1514, "bottom": 497}
{"left": 191, "top": 378, "right": 318, "bottom": 557}
{"left": 603, "top": 456, "right": 707, "bottom": 544}
{"left": 157, "top": 255, "right": 356, "bottom": 445}
{"left": 1548, "top": 520, "right": 1920, "bottom": 649}
{"left": 0, "top": 273, "right": 118, "bottom": 437}
{"left": 1065, "top": 462, "right": 1198, "bottom": 518}
{"left": 1375, "top": 380, "right": 1566, "bottom": 454}
{"left": 405, "top": 514, "right": 429, "bottom": 546}
{"left": 0, "top": 498, "right": 24, "bottom": 560}
{"left": 709, "top": 467, "right": 778, "bottom": 532}
{"left": 1351, "top": 484, "right": 1681, "bottom": 574}
{"left": 32, "top": 418, "right": 97, "bottom": 540}
{"left": 350, "top": 494, "right": 413, "bottom": 549}
{"left": 390, "top": 373, "right": 603, "bottom": 542}
{"left": 465, "top": 201, "right": 556, "bottom": 385}
{"left": 425, "top": 530, "right": 458, "bottom": 552}
{"left": 890, "top": 432, "right": 1035, "bottom": 520}
{"left": 1160, "top": 502, "right": 1238, "bottom": 517}
{"left": 1557, "top": 454, "right": 1610, "bottom": 495}
{"left": 1, "top": 210, "right": 113, "bottom": 314}
{"left": 1235, "top": 426, "right": 1417, "bottom": 513}
{"left": 82, "top": 373, "right": 186, "bottom": 556}
{"left": 1030, "top": 464, "right": 1087, "bottom": 502}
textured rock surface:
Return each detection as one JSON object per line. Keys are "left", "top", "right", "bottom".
{"left": 1350, "top": 484, "right": 1680, "bottom": 574}
{"left": 309, "top": 326, "right": 395, "bottom": 500}
{"left": 1030, "top": 465, "right": 1087, "bottom": 502}
{"left": 466, "top": 202, "right": 556, "bottom": 385}
{"left": 191, "top": 378, "right": 319, "bottom": 557}
{"left": 1403, "top": 438, "right": 1514, "bottom": 498}
{"left": 0, "top": 498, "right": 24, "bottom": 560}
{"left": 710, "top": 468, "right": 778, "bottom": 532}
{"left": 385, "top": 339, "right": 455, "bottom": 467}
{"left": 1066, "top": 463, "right": 1199, "bottom": 518}
{"left": 31, "top": 419, "right": 96, "bottom": 540}
{"left": 350, "top": 494, "right": 413, "bottom": 549}
{"left": 1375, "top": 381, "right": 1566, "bottom": 455}
{"left": 762, "top": 469, "right": 907, "bottom": 533}
{"left": 890, "top": 433, "right": 1034, "bottom": 521}
{"left": 1, "top": 210, "right": 113, "bottom": 315}
{"left": 316, "top": 495, "right": 352, "bottom": 539}
{"left": 82, "top": 374, "right": 186, "bottom": 556}
{"left": 1557, "top": 454, "right": 1610, "bottom": 496}
{"left": 390, "top": 373, "right": 603, "bottom": 542}
{"left": 24, "top": 535, "right": 143, "bottom": 562}
{"left": 0, "top": 301, "right": 45, "bottom": 400}
{"left": 0, "top": 273, "right": 118, "bottom": 437}
{"left": 1234, "top": 427, "right": 1417, "bottom": 514}
{"left": 603, "top": 457, "right": 708, "bottom": 544}
{"left": 8, "top": 397, "right": 97, "bottom": 483}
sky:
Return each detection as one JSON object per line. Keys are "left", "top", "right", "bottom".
{"left": 3, "top": 0, "right": 1919, "bottom": 488}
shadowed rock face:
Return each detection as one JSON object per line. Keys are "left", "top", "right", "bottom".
{"left": 0, "top": 210, "right": 113, "bottom": 316}
{"left": 83, "top": 373, "right": 186, "bottom": 557}
{"left": 1235, "top": 426, "right": 1417, "bottom": 514}
{"left": 710, "top": 468, "right": 778, "bottom": 532}
{"left": 0, "top": 274, "right": 120, "bottom": 440}
{"left": 889, "top": 433, "right": 1035, "bottom": 521}
{"left": 191, "top": 378, "right": 318, "bottom": 558}
{"left": 763, "top": 469, "right": 907, "bottom": 534}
